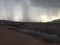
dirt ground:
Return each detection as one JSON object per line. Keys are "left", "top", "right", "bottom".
{"left": 0, "top": 25, "right": 60, "bottom": 45}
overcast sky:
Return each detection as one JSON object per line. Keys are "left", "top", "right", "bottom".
{"left": 0, "top": 0, "right": 60, "bottom": 22}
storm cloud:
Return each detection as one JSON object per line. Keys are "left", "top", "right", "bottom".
{"left": 0, "top": 0, "right": 60, "bottom": 22}
{"left": 30, "top": 0, "right": 60, "bottom": 22}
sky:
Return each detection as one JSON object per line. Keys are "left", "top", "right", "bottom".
{"left": 0, "top": 0, "right": 60, "bottom": 22}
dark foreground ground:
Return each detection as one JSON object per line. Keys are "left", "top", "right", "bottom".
{"left": 0, "top": 25, "right": 60, "bottom": 45}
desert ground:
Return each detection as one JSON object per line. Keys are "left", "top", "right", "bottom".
{"left": 0, "top": 24, "right": 60, "bottom": 45}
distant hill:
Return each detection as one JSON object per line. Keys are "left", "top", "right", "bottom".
{"left": 52, "top": 19, "right": 60, "bottom": 23}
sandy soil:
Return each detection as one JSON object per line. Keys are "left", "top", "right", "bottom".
{"left": 0, "top": 25, "right": 60, "bottom": 45}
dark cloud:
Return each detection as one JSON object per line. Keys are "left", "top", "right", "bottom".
{"left": 0, "top": 0, "right": 60, "bottom": 22}
{"left": 30, "top": 0, "right": 60, "bottom": 8}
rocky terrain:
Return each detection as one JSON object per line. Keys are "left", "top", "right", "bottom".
{"left": 0, "top": 19, "right": 60, "bottom": 45}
